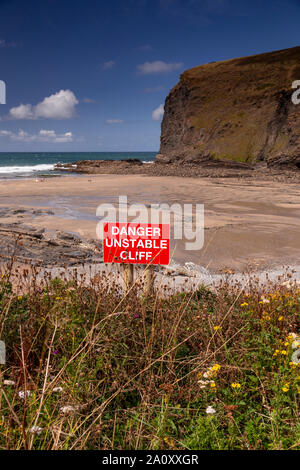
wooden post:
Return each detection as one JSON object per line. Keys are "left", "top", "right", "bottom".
{"left": 0, "top": 340, "right": 5, "bottom": 365}
{"left": 122, "top": 263, "right": 134, "bottom": 295}
{"left": 143, "top": 264, "right": 155, "bottom": 297}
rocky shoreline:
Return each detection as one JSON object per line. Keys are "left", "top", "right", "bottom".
{"left": 0, "top": 221, "right": 214, "bottom": 281}
{"left": 1, "top": 172, "right": 300, "bottom": 275}
{"left": 54, "top": 159, "right": 300, "bottom": 183}
{"left": 0, "top": 222, "right": 101, "bottom": 266}
{"left": 3, "top": 219, "right": 299, "bottom": 288}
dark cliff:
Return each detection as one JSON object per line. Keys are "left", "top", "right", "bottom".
{"left": 157, "top": 46, "right": 300, "bottom": 168}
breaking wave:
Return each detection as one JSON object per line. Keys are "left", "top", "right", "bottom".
{"left": 0, "top": 164, "right": 55, "bottom": 174}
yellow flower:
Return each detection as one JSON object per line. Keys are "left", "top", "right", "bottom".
{"left": 280, "top": 350, "right": 287, "bottom": 355}
{"left": 231, "top": 382, "right": 241, "bottom": 389}
{"left": 286, "top": 334, "right": 294, "bottom": 342}
{"left": 17, "top": 295, "right": 23, "bottom": 300}
{"left": 240, "top": 302, "right": 248, "bottom": 307}
{"left": 210, "top": 382, "right": 216, "bottom": 388}
{"left": 55, "top": 296, "right": 62, "bottom": 300}
{"left": 282, "top": 386, "right": 289, "bottom": 393}
{"left": 164, "top": 437, "right": 175, "bottom": 447}
{"left": 289, "top": 362, "right": 299, "bottom": 369}
{"left": 262, "top": 313, "right": 271, "bottom": 321}
{"left": 213, "top": 325, "right": 222, "bottom": 331}
{"left": 203, "top": 364, "right": 221, "bottom": 380}
{"left": 273, "top": 349, "right": 280, "bottom": 356}
{"left": 278, "top": 316, "right": 284, "bottom": 321}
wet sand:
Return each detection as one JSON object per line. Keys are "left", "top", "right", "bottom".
{"left": 0, "top": 174, "right": 300, "bottom": 272}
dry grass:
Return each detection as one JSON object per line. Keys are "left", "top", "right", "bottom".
{"left": 0, "top": 260, "right": 299, "bottom": 450}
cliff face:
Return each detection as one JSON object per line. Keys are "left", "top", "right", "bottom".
{"left": 157, "top": 47, "right": 300, "bottom": 168}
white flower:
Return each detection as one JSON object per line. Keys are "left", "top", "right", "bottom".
{"left": 29, "top": 425, "right": 43, "bottom": 435}
{"left": 203, "top": 371, "right": 211, "bottom": 379}
{"left": 198, "top": 379, "right": 215, "bottom": 389}
{"left": 260, "top": 296, "right": 270, "bottom": 304}
{"left": 18, "top": 390, "right": 32, "bottom": 400}
{"left": 203, "top": 364, "right": 219, "bottom": 379}
{"left": 289, "top": 333, "right": 298, "bottom": 340}
{"left": 53, "top": 386, "right": 63, "bottom": 393}
{"left": 198, "top": 380, "right": 208, "bottom": 389}
{"left": 206, "top": 406, "right": 216, "bottom": 415}
{"left": 292, "top": 340, "right": 300, "bottom": 350}
{"left": 60, "top": 405, "right": 77, "bottom": 414}
{"left": 3, "top": 380, "right": 15, "bottom": 386}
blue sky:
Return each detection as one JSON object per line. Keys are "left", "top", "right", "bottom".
{"left": 0, "top": 0, "right": 299, "bottom": 152}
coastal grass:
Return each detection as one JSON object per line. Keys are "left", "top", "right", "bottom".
{"left": 0, "top": 263, "right": 299, "bottom": 450}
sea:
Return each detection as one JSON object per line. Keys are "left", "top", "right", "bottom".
{"left": 0, "top": 152, "right": 156, "bottom": 179}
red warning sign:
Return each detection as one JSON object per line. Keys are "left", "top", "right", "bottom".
{"left": 103, "top": 222, "right": 170, "bottom": 265}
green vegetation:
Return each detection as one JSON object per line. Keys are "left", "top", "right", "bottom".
{"left": 0, "top": 265, "right": 299, "bottom": 450}
{"left": 211, "top": 152, "right": 245, "bottom": 163}
{"left": 269, "top": 133, "right": 290, "bottom": 156}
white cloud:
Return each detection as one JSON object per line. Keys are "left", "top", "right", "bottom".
{"left": 103, "top": 60, "right": 115, "bottom": 70}
{"left": 152, "top": 104, "right": 164, "bottom": 121}
{"left": 8, "top": 104, "right": 34, "bottom": 120}
{"left": 0, "top": 129, "right": 73, "bottom": 143}
{"left": 34, "top": 90, "right": 78, "bottom": 119}
{"left": 137, "top": 60, "right": 183, "bottom": 74}
{"left": 7, "top": 90, "right": 78, "bottom": 120}
{"left": 106, "top": 119, "right": 124, "bottom": 124}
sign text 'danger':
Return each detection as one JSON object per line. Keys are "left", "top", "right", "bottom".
{"left": 103, "top": 223, "right": 170, "bottom": 264}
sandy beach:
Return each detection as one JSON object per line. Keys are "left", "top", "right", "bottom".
{"left": 0, "top": 173, "right": 300, "bottom": 273}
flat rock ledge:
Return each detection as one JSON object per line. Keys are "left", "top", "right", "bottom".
{"left": 54, "top": 159, "right": 300, "bottom": 182}
{"left": 0, "top": 223, "right": 101, "bottom": 266}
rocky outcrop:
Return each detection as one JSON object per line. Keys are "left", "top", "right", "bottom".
{"left": 55, "top": 159, "right": 143, "bottom": 174}
{"left": 0, "top": 223, "right": 101, "bottom": 266}
{"left": 157, "top": 46, "right": 300, "bottom": 168}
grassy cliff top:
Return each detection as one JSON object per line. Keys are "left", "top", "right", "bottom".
{"left": 182, "top": 46, "right": 300, "bottom": 86}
